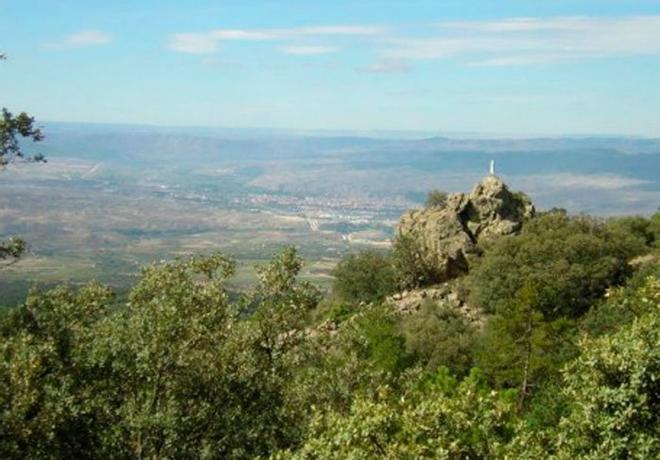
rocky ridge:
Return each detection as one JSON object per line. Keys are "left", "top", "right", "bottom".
{"left": 397, "top": 174, "right": 534, "bottom": 284}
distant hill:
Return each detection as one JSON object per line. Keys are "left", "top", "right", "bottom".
{"left": 18, "top": 122, "right": 659, "bottom": 216}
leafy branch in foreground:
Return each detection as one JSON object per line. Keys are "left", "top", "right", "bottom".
{"left": 0, "top": 53, "right": 46, "bottom": 263}
{"left": 0, "top": 237, "right": 26, "bottom": 265}
{"left": 0, "top": 108, "right": 45, "bottom": 167}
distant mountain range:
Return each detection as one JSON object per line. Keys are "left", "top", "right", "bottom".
{"left": 19, "top": 122, "right": 660, "bottom": 215}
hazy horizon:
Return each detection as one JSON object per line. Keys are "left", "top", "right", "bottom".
{"left": 38, "top": 120, "right": 660, "bottom": 141}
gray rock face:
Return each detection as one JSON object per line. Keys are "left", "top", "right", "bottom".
{"left": 397, "top": 174, "right": 534, "bottom": 282}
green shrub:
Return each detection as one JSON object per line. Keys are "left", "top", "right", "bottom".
{"left": 331, "top": 250, "right": 397, "bottom": 305}
{"left": 391, "top": 233, "right": 440, "bottom": 289}
{"left": 425, "top": 189, "right": 448, "bottom": 208}
{"left": 400, "top": 300, "right": 477, "bottom": 376}
{"left": 468, "top": 213, "right": 647, "bottom": 318}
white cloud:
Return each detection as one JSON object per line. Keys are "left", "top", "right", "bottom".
{"left": 467, "top": 54, "right": 569, "bottom": 67}
{"left": 291, "top": 26, "right": 386, "bottom": 37}
{"left": 211, "top": 30, "right": 278, "bottom": 41}
{"left": 382, "top": 16, "right": 660, "bottom": 65}
{"left": 442, "top": 17, "right": 595, "bottom": 33}
{"left": 167, "top": 16, "right": 660, "bottom": 68}
{"left": 279, "top": 45, "right": 337, "bottom": 56}
{"left": 360, "top": 58, "right": 411, "bottom": 73}
{"left": 169, "top": 33, "right": 219, "bottom": 54}
{"left": 168, "top": 24, "right": 386, "bottom": 54}
{"left": 209, "top": 25, "right": 385, "bottom": 41}
{"left": 44, "top": 30, "right": 112, "bottom": 49}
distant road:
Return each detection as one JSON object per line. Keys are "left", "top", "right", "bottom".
{"left": 82, "top": 162, "right": 103, "bottom": 178}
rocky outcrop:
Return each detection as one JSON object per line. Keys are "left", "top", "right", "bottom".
{"left": 397, "top": 174, "right": 534, "bottom": 282}
{"left": 387, "top": 281, "right": 484, "bottom": 326}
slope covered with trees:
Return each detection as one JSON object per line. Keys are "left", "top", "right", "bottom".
{"left": 1, "top": 176, "right": 659, "bottom": 459}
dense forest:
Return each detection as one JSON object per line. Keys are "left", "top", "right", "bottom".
{"left": 1, "top": 185, "right": 658, "bottom": 457}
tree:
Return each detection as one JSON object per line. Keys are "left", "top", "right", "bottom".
{"left": 351, "top": 304, "right": 411, "bottom": 375}
{"left": 0, "top": 108, "right": 45, "bottom": 167}
{"left": 391, "top": 233, "right": 440, "bottom": 290}
{"left": 505, "top": 273, "right": 660, "bottom": 459}
{"left": 1, "top": 55, "right": 45, "bottom": 166}
{"left": 275, "top": 368, "right": 517, "bottom": 459}
{"left": 476, "top": 283, "right": 576, "bottom": 408}
{"left": 247, "top": 247, "right": 322, "bottom": 364}
{"left": 330, "top": 250, "right": 396, "bottom": 307}
{"left": 425, "top": 189, "right": 448, "bottom": 208}
{"left": 551, "top": 276, "right": 659, "bottom": 459}
{"left": 0, "top": 237, "right": 25, "bottom": 266}
{"left": 0, "top": 250, "right": 321, "bottom": 459}
{"left": 400, "top": 299, "right": 477, "bottom": 376}
{"left": 581, "top": 261, "right": 660, "bottom": 337}
{"left": 1, "top": 54, "right": 46, "bottom": 264}
{"left": 607, "top": 214, "right": 658, "bottom": 249}
{"left": 282, "top": 303, "right": 407, "bottom": 425}
{"left": 468, "top": 213, "right": 647, "bottom": 318}
{"left": 0, "top": 283, "right": 114, "bottom": 457}
{"left": 467, "top": 211, "right": 653, "bottom": 406}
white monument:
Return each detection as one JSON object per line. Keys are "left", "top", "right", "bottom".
{"left": 489, "top": 160, "right": 495, "bottom": 175}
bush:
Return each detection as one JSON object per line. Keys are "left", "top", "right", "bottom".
{"left": 352, "top": 304, "right": 412, "bottom": 375}
{"left": 467, "top": 213, "right": 648, "bottom": 318}
{"left": 508, "top": 274, "right": 660, "bottom": 459}
{"left": 475, "top": 283, "right": 577, "bottom": 402}
{"left": 391, "top": 234, "right": 440, "bottom": 290}
{"left": 607, "top": 214, "right": 659, "bottom": 249}
{"left": 552, "top": 277, "right": 659, "bottom": 459}
{"left": 400, "top": 300, "right": 477, "bottom": 376}
{"left": 331, "top": 250, "right": 397, "bottom": 305}
{"left": 581, "top": 260, "right": 660, "bottom": 337}
{"left": 425, "top": 190, "right": 448, "bottom": 208}
{"left": 0, "top": 250, "right": 317, "bottom": 459}
{"left": 275, "top": 367, "right": 517, "bottom": 459}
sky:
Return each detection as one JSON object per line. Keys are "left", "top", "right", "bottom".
{"left": 1, "top": 0, "right": 660, "bottom": 136}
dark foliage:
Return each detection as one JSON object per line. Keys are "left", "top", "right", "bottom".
{"left": 331, "top": 250, "right": 397, "bottom": 305}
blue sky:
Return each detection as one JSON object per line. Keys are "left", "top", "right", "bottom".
{"left": 1, "top": 0, "right": 660, "bottom": 136}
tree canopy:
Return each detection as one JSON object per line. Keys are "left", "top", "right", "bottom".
{"left": 0, "top": 108, "right": 45, "bottom": 167}
{"left": 425, "top": 189, "right": 448, "bottom": 208}
{"left": 1, "top": 188, "right": 658, "bottom": 458}
{"left": 330, "top": 250, "right": 396, "bottom": 306}
{"left": 467, "top": 212, "right": 648, "bottom": 318}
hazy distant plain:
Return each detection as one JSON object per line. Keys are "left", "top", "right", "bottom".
{"left": 1, "top": 123, "right": 658, "bottom": 305}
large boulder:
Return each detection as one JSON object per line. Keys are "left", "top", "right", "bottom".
{"left": 397, "top": 174, "right": 534, "bottom": 282}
